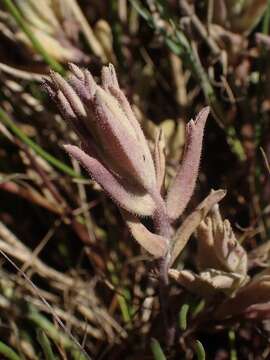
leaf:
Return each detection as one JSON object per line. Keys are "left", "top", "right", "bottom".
{"left": 150, "top": 338, "right": 167, "bottom": 360}
{"left": 166, "top": 107, "right": 210, "bottom": 221}
{"left": 64, "top": 145, "right": 156, "bottom": 216}
{"left": 122, "top": 210, "right": 168, "bottom": 258}
{"left": 37, "top": 330, "right": 55, "bottom": 360}
{"left": 169, "top": 189, "right": 226, "bottom": 267}
{"left": 215, "top": 271, "right": 270, "bottom": 320}
{"left": 0, "top": 340, "right": 21, "bottom": 360}
{"left": 169, "top": 268, "right": 245, "bottom": 298}
{"left": 101, "top": 63, "right": 119, "bottom": 90}
{"left": 49, "top": 71, "right": 86, "bottom": 118}
{"left": 195, "top": 340, "right": 206, "bottom": 360}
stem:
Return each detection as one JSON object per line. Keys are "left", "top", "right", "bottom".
{"left": 152, "top": 191, "right": 175, "bottom": 346}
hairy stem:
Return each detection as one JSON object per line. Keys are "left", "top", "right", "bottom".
{"left": 152, "top": 192, "right": 175, "bottom": 346}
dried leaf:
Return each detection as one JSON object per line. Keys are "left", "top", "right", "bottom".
{"left": 169, "top": 268, "right": 246, "bottom": 297}
{"left": 215, "top": 272, "right": 270, "bottom": 320}
{"left": 196, "top": 204, "right": 248, "bottom": 275}
{"left": 94, "top": 20, "right": 116, "bottom": 63}
{"left": 122, "top": 210, "right": 168, "bottom": 258}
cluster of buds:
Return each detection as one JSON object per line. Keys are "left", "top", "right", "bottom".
{"left": 45, "top": 63, "right": 223, "bottom": 270}
{"left": 170, "top": 203, "right": 270, "bottom": 321}
{"left": 45, "top": 62, "right": 270, "bottom": 322}
{"left": 169, "top": 205, "right": 248, "bottom": 297}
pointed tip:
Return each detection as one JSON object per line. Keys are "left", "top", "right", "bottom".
{"left": 210, "top": 188, "right": 227, "bottom": 198}
{"left": 84, "top": 69, "right": 97, "bottom": 98}
{"left": 49, "top": 69, "right": 60, "bottom": 82}
{"left": 167, "top": 106, "right": 210, "bottom": 220}
{"left": 63, "top": 144, "right": 79, "bottom": 154}
{"left": 194, "top": 106, "right": 210, "bottom": 125}
{"left": 42, "top": 78, "right": 56, "bottom": 98}
{"left": 101, "top": 63, "right": 119, "bottom": 90}
{"left": 68, "top": 63, "right": 85, "bottom": 80}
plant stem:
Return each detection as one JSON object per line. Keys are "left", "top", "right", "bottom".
{"left": 152, "top": 192, "right": 175, "bottom": 346}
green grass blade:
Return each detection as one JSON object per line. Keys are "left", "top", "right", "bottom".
{"left": 195, "top": 340, "right": 206, "bottom": 360}
{"left": 262, "top": 0, "right": 270, "bottom": 34}
{"left": 150, "top": 338, "right": 167, "bottom": 360}
{"left": 228, "top": 329, "right": 238, "bottom": 360}
{"left": 0, "top": 107, "right": 83, "bottom": 179}
{"left": 2, "top": 0, "right": 64, "bottom": 74}
{"left": 179, "top": 303, "right": 190, "bottom": 331}
{"left": 28, "top": 309, "right": 89, "bottom": 360}
{"left": 0, "top": 341, "right": 22, "bottom": 360}
{"left": 37, "top": 330, "right": 57, "bottom": 360}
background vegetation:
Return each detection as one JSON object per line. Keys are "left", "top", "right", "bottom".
{"left": 0, "top": 0, "right": 270, "bottom": 358}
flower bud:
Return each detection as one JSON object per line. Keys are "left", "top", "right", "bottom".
{"left": 46, "top": 64, "right": 158, "bottom": 216}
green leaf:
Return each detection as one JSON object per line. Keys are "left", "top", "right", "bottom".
{"left": 179, "top": 303, "right": 190, "bottom": 331}
{"left": 37, "top": 330, "right": 57, "bottom": 360}
{"left": 150, "top": 338, "right": 167, "bottom": 360}
{"left": 195, "top": 340, "right": 206, "bottom": 360}
{"left": 129, "top": 0, "right": 152, "bottom": 22}
{"left": 0, "top": 341, "right": 21, "bottom": 360}
{"left": 0, "top": 107, "right": 83, "bottom": 179}
{"left": 2, "top": 0, "right": 64, "bottom": 74}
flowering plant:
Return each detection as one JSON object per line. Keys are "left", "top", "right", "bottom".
{"left": 45, "top": 64, "right": 229, "bottom": 340}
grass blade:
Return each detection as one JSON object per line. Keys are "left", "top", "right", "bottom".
{"left": 2, "top": 0, "right": 64, "bottom": 74}
{"left": 0, "top": 107, "right": 82, "bottom": 179}
{"left": 37, "top": 330, "right": 57, "bottom": 360}
{"left": 0, "top": 341, "right": 21, "bottom": 360}
{"left": 150, "top": 338, "right": 167, "bottom": 360}
{"left": 179, "top": 303, "right": 190, "bottom": 331}
{"left": 195, "top": 340, "right": 206, "bottom": 360}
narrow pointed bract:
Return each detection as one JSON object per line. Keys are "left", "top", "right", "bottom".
{"left": 166, "top": 107, "right": 210, "bottom": 221}
{"left": 64, "top": 144, "right": 156, "bottom": 216}
{"left": 122, "top": 210, "right": 168, "bottom": 258}
{"left": 169, "top": 189, "right": 226, "bottom": 267}
{"left": 154, "top": 129, "right": 166, "bottom": 192}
